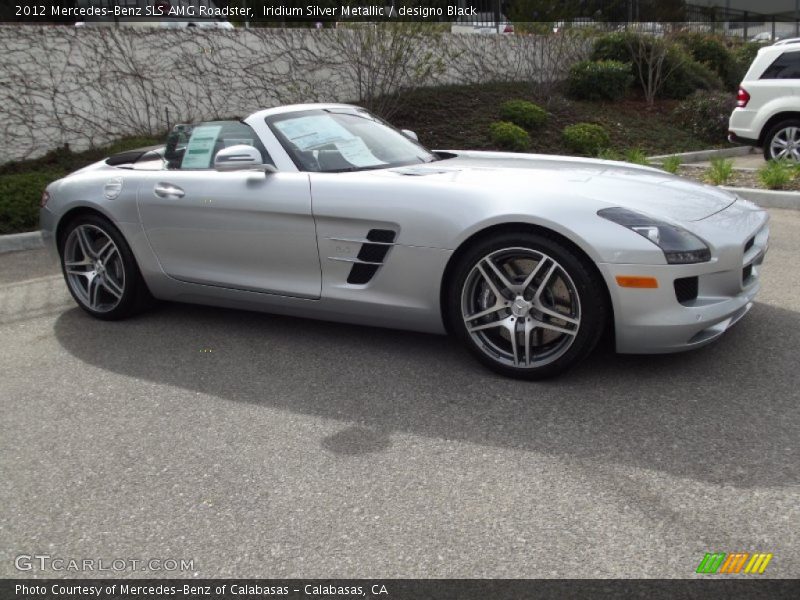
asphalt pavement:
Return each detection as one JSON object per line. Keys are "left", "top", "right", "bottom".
{"left": 1, "top": 209, "right": 798, "bottom": 578}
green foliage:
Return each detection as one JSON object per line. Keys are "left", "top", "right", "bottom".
{"left": 758, "top": 160, "right": 794, "bottom": 190}
{"left": 731, "top": 42, "right": 761, "bottom": 86}
{"left": 624, "top": 148, "right": 649, "bottom": 165}
{"left": 489, "top": 121, "right": 530, "bottom": 151}
{"left": 596, "top": 148, "right": 624, "bottom": 161}
{"left": 672, "top": 91, "right": 737, "bottom": 143}
{"left": 591, "top": 32, "right": 636, "bottom": 63}
{"left": 660, "top": 47, "right": 724, "bottom": 99}
{"left": 562, "top": 123, "right": 611, "bottom": 155}
{"left": 661, "top": 155, "right": 682, "bottom": 174}
{"left": 705, "top": 157, "right": 734, "bottom": 185}
{"left": 0, "top": 171, "right": 62, "bottom": 235}
{"left": 673, "top": 32, "right": 739, "bottom": 89}
{"left": 499, "top": 100, "right": 548, "bottom": 130}
{"left": 592, "top": 32, "right": 724, "bottom": 100}
{"left": 567, "top": 60, "right": 633, "bottom": 102}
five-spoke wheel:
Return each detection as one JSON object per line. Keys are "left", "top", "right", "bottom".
{"left": 59, "top": 214, "right": 152, "bottom": 320}
{"left": 765, "top": 119, "right": 800, "bottom": 162}
{"left": 448, "top": 232, "right": 608, "bottom": 379}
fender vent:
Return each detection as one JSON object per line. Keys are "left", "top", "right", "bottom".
{"left": 674, "top": 276, "right": 699, "bottom": 305}
{"left": 346, "top": 229, "right": 397, "bottom": 285}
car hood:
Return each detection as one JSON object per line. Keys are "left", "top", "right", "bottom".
{"left": 389, "top": 151, "right": 737, "bottom": 222}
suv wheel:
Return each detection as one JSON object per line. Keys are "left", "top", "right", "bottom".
{"left": 764, "top": 119, "right": 800, "bottom": 162}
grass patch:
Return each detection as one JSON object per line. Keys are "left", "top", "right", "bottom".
{"left": 705, "top": 157, "right": 734, "bottom": 185}
{"left": 758, "top": 160, "right": 795, "bottom": 190}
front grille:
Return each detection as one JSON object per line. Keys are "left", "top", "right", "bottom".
{"left": 674, "top": 276, "right": 699, "bottom": 305}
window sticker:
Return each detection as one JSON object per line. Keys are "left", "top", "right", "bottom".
{"left": 181, "top": 125, "right": 223, "bottom": 169}
{"left": 334, "top": 137, "right": 386, "bottom": 167}
{"left": 274, "top": 115, "right": 354, "bottom": 151}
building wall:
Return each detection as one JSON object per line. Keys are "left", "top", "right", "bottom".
{"left": 0, "top": 26, "right": 588, "bottom": 164}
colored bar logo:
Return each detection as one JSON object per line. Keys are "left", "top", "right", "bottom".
{"left": 696, "top": 552, "right": 773, "bottom": 574}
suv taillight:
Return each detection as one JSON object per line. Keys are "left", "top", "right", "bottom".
{"left": 504, "top": 24, "right": 514, "bottom": 33}
{"left": 737, "top": 87, "right": 750, "bottom": 108}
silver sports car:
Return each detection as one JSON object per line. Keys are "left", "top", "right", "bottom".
{"left": 40, "top": 103, "right": 769, "bottom": 379}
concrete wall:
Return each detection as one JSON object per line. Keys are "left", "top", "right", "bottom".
{"left": 0, "top": 26, "right": 589, "bottom": 164}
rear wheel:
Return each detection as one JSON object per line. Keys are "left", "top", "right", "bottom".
{"left": 59, "top": 214, "right": 152, "bottom": 320}
{"left": 447, "top": 232, "right": 608, "bottom": 379}
{"left": 763, "top": 119, "right": 800, "bottom": 162}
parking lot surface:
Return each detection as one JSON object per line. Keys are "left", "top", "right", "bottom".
{"left": 1, "top": 209, "right": 799, "bottom": 578}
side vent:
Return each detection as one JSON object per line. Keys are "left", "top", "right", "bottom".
{"left": 346, "top": 229, "right": 397, "bottom": 285}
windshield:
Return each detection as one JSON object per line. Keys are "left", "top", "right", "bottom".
{"left": 265, "top": 109, "right": 437, "bottom": 173}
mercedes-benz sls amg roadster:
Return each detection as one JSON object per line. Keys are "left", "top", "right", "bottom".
{"left": 40, "top": 104, "right": 769, "bottom": 379}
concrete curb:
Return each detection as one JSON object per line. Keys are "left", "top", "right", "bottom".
{"left": 722, "top": 187, "right": 800, "bottom": 210}
{"left": 649, "top": 146, "right": 755, "bottom": 164}
{"left": 0, "top": 231, "right": 43, "bottom": 254}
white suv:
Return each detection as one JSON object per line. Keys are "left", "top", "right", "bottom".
{"left": 729, "top": 40, "right": 800, "bottom": 161}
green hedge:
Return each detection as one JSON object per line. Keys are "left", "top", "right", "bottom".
{"left": 489, "top": 121, "right": 530, "bottom": 151}
{"left": 0, "top": 171, "right": 62, "bottom": 235}
{"left": 591, "top": 32, "right": 723, "bottom": 99}
{"left": 499, "top": 100, "right": 548, "bottom": 129}
{"left": 567, "top": 60, "right": 633, "bottom": 101}
{"left": 672, "top": 91, "right": 737, "bottom": 143}
{"left": 562, "top": 123, "right": 611, "bottom": 155}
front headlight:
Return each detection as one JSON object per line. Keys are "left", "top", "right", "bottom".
{"left": 597, "top": 207, "right": 711, "bottom": 264}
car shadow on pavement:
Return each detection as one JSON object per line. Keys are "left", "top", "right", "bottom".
{"left": 53, "top": 300, "right": 799, "bottom": 489}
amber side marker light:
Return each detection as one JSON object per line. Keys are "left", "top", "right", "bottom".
{"left": 616, "top": 276, "right": 659, "bottom": 289}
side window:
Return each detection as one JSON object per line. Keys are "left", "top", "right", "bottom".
{"left": 761, "top": 51, "right": 800, "bottom": 79}
{"left": 164, "top": 121, "right": 273, "bottom": 170}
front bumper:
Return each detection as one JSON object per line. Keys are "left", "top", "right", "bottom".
{"left": 599, "top": 210, "right": 769, "bottom": 354}
{"left": 39, "top": 206, "right": 59, "bottom": 262}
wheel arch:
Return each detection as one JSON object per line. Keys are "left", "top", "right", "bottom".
{"left": 439, "top": 221, "right": 614, "bottom": 336}
{"left": 55, "top": 205, "right": 120, "bottom": 250}
{"left": 758, "top": 111, "right": 800, "bottom": 146}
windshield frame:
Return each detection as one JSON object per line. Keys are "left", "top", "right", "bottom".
{"left": 264, "top": 108, "right": 437, "bottom": 173}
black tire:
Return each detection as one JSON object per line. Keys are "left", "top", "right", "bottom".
{"left": 762, "top": 119, "right": 800, "bottom": 162}
{"left": 59, "top": 213, "right": 154, "bottom": 321}
{"left": 446, "top": 231, "right": 609, "bottom": 380}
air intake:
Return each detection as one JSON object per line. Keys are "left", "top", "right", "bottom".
{"left": 346, "top": 229, "right": 397, "bottom": 285}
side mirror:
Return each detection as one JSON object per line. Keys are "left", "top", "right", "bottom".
{"left": 214, "top": 145, "right": 276, "bottom": 173}
{"left": 401, "top": 129, "right": 419, "bottom": 142}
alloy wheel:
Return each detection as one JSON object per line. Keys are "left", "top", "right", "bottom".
{"left": 460, "top": 247, "right": 581, "bottom": 369}
{"left": 63, "top": 224, "right": 126, "bottom": 313}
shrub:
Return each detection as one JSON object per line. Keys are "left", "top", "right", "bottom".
{"left": 567, "top": 60, "right": 633, "bottom": 101}
{"left": 624, "top": 148, "right": 649, "bottom": 165}
{"left": 0, "top": 171, "right": 61, "bottom": 235}
{"left": 499, "top": 100, "right": 548, "bottom": 129}
{"left": 705, "top": 157, "right": 734, "bottom": 185}
{"left": 673, "top": 32, "right": 738, "bottom": 89}
{"left": 731, "top": 42, "right": 761, "bottom": 86}
{"left": 661, "top": 47, "right": 724, "bottom": 99}
{"left": 673, "top": 91, "right": 737, "bottom": 143}
{"left": 489, "top": 121, "right": 530, "bottom": 151}
{"left": 562, "top": 123, "right": 611, "bottom": 155}
{"left": 759, "top": 160, "right": 793, "bottom": 190}
{"left": 661, "top": 155, "right": 682, "bottom": 174}
{"left": 592, "top": 33, "right": 723, "bottom": 100}
{"left": 596, "top": 148, "right": 624, "bottom": 161}
{"left": 591, "top": 32, "right": 636, "bottom": 63}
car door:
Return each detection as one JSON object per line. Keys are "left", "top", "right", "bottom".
{"left": 136, "top": 121, "right": 321, "bottom": 299}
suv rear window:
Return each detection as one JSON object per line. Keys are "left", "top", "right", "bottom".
{"left": 761, "top": 51, "right": 800, "bottom": 79}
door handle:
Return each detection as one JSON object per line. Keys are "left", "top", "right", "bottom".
{"left": 154, "top": 183, "right": 185, "bottom": 198}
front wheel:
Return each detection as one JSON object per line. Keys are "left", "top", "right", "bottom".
{"left": 59, "top": 214, "right": 153, "bottom": 320}
{"left": 763, "top": 119, "right": 800, "bottom": 162}
{"left": 446, "top": 232, "right": 608, "bottom": 380}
